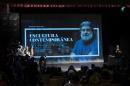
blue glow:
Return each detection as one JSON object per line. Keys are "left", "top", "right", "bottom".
{"left": 25, "top": 28, "right": 80, "bottom": 30}
{"left": 24, "top": 28, "right": 100, "bottom": 57}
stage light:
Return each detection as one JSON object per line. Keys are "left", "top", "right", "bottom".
{"left": 121, "top": 6, "right": 126, "bottom": 12}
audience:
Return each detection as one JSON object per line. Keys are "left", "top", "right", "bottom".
{"left": 0, "top": 43, "right": 130, "bottom": 86}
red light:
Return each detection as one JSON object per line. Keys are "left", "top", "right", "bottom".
{"left": 30, "top": 4, "right": 33, "bottom": 7}
{"left": 46, "top": 5, "right": 49, "bottom": 7}
{"left": 43, "top": 5, "right": 46, "bottom": 7}
{"left": 40, "top": 4, "right": 42, "bottom": 7}
{"left": 34, "top": 4, "right": 37, "bottom": 7}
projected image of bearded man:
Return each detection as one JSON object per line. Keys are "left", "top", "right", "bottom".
{"left": 71, "top": 20, "right": 98, "bottom": 60}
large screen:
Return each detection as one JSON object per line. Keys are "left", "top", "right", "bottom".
{"left": 21, "top": 14, "right": 103, "bottom": 64}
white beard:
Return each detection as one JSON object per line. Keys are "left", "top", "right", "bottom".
{"left": 81, "top": 33, "right": 93, "bottom": 41}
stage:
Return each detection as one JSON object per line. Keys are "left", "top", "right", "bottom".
{"left": 34, "top": 56, "right": 104, "bottom": 71}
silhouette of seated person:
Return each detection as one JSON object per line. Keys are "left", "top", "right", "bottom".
{"left": 67, "top": 65, "right": 77, "bottom": 81}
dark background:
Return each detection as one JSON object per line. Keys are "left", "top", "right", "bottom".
{"left": 0, "top": 6, "right": 130, "bottom": 63}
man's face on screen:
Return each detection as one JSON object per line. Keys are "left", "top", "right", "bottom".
{"left": 80, "top": 26, "right": 93, "bottom": 41}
